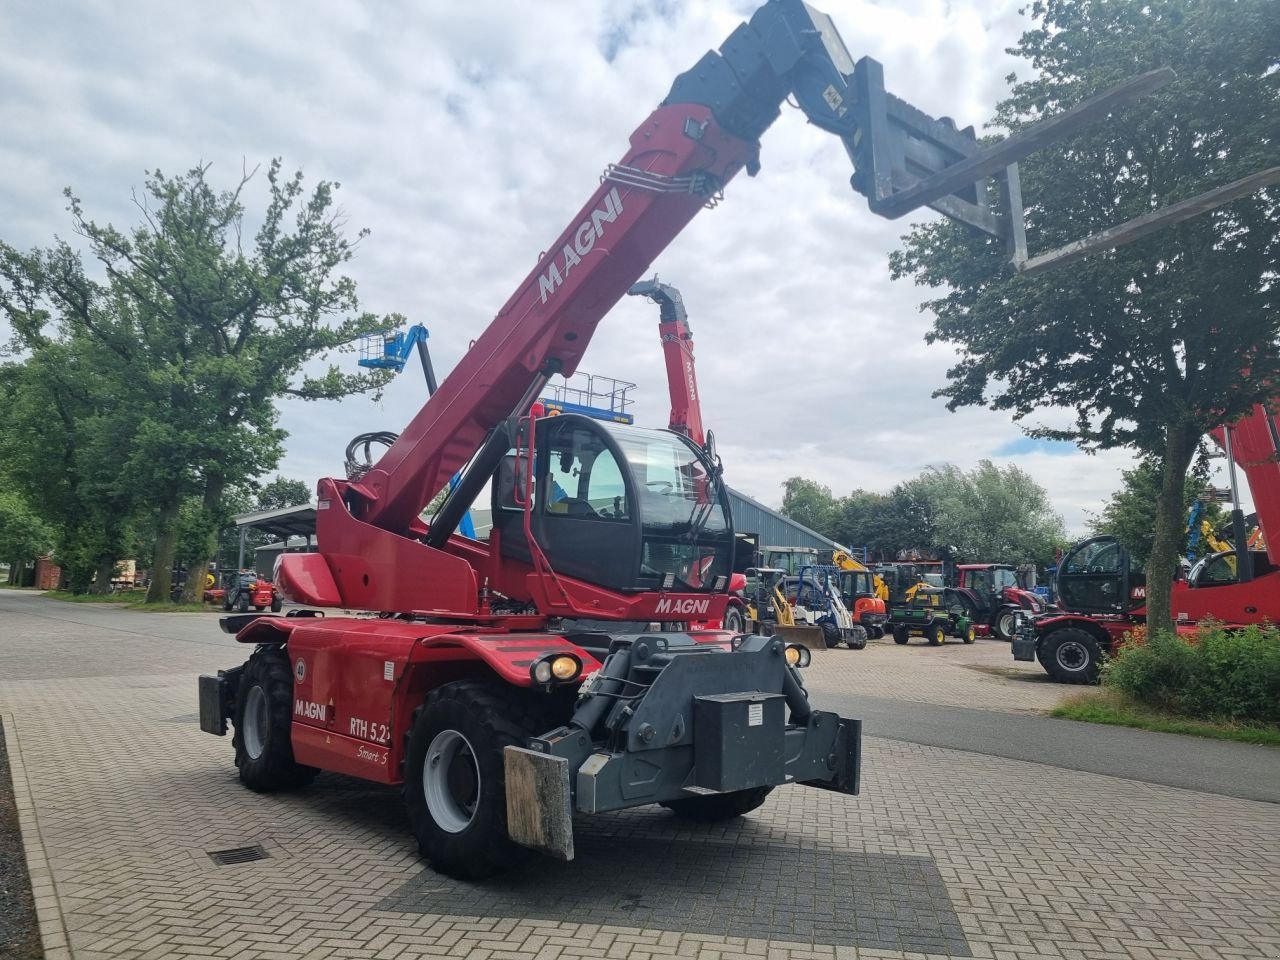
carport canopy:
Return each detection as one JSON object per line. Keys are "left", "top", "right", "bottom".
{"left": 232, "top": 504, "right": 317, "bottom": 568}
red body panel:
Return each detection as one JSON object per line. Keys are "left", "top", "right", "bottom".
{"left": 271, "top": 617, "right": 610, "bottom": 783}
{"left": 660, "top": 314, "right": 703, "bottom": 445}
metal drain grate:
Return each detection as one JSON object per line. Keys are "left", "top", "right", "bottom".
{"left": 207, "top": 844, "right": 270, "bottom": 866}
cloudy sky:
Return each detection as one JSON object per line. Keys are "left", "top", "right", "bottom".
{"left": 0, "top": 0, "right": 1247, "bottom": 534}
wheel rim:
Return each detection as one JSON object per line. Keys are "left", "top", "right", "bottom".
{"left": 243, "top": 685, "right": 268, "bottom": 760}
{"left": 424, "top": 729, "right": 480, "bottom": 834}
{"left": 998, "top": 613, "right": 1015, "bottom": 636}
{"left": 1056, "top": 640, "right": 1089, "bottom": 672}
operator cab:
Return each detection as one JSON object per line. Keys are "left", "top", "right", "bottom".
{"left": 492, "top": 413, "right": 733, "bottom": 593}
{"left": 1186, "top": 549, "right": 1277, "bottom": 588}
{"left": 1055, "top": 536, "right": 1142, "bottom": 614}
{"left": 837, "top": 570, "right": 876, "bottom": 606}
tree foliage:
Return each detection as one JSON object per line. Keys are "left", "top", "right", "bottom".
{"left": 1089, "top": 455, "right": 1220, "bottom": 568}
{"left": 888, "top": 0, "right": 1279, "bottom": 631}
{"left": 780, "top": 461, "right": 1066, "bottom": 565}
{"left": 0, "top": 161, "right": 398, "bottom": 600}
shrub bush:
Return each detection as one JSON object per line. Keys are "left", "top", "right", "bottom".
{"left": 1103, "top": 622, "right": 1280, "bottom": 723}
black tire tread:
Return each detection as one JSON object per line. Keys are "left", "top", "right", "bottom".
{"left": 404, "top": 680, "right": 548, "bottom": 880}
{"left": 232, "top": 646, "right": 318, "bottom": 792}
{"left": 1038, "top": 627, "right": 1104, "bottom": 684}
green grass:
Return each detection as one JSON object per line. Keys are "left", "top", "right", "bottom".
{"left": 1052, "top": 690, "right": 1280, "bottom": 746}
{"left": 43, "top": 590, "right": 214, "bottom": 613}
{"left": 0, "top": 582, "right": 38, "bottom": 589}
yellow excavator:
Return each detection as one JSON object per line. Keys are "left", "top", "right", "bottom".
{"left": 832, "top": 550, "right": 888, "bottom": 602}
{"left": 830, "top": 550, "right": 890, "bottom": 638}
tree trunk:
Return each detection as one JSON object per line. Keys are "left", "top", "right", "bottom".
{"left": 1144, "top": 422, "right": 1199, "bottom": 636}
{"left": 146, "top": 497, "right": 182, "bottom": 604}
{"left": 7, "top": 561, "right": 18, "bottom": 585}
{"left": 89, "top": 556, "right": 116, "bottom": 595}
{"left": 181, "top": 474, "right": 227, "bottom": 604}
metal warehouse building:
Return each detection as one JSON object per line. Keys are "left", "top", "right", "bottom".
{"left": 725, "top": 487, "right": 843, "bottom": 552}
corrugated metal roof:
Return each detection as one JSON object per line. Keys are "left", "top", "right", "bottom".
{"left": 725, "top": 486, "right": 844, "bottom": 551}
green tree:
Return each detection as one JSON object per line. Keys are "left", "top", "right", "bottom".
{"left": 780, "top": 477, "right": 837, "bottom": 533}
{"left": 0, "top": 489, "right": 53, "bottom": 583}
{"left": 0, "top": 342, "right": 143, "bottom": 593}
{"left": 1089, "top": 455, "right": 1220, "bottom": 569}
{"left": 0, "top": 161, "right": 399, "bottom": 603}
{"left": 256, "top": 476, "right": 312, "bottom": 511}
{"left": 889, "top": 0, "right": 1279, "bottom": 633}
{"left": 914, "top": 461, "right": 1066, "bottom": 565}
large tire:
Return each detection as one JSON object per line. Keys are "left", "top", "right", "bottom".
{"left": 403, "top": 680, "right": 543, "bottom": 880}
{"left": 662, "top": 785, "right": 773, "bottom": 822}
{"left": 847, "top": 626, "right": 868, "bottom": 650}
{"left": 993, "top": 607, "right": 1018, "bottom": 641}
{"left": 820, "top": 621, "right": 841, "bottom": 649}
{"left": 927, "top": 622, "right": 946, "bottom": 646}
{"left": 222, "top": 592, "right": 232, "bottom": 611}
{"left": 270, "top": 597, "right": 283, "bottom": 613}
{"left": 892, "top": 624, "right": 910, "bottom": 645}
{"left": 1038, "top": 627, "right": 1104, "bottom": 684}
{"left": 722, "top": 604, "right": 746, "bottom": 635}
{"left": 232, "top": 647, "right": 318, "bottom": 792}
{"left": 237, "top": 594, "right": 250, "bottom": 613}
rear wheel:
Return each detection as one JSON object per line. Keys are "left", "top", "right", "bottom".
{"left": 232, "top": 647, "right": 318, "bottom": 792}
{"left": 927, "top": 622, "right": 946, "bottom": 646}
{"left": 994, "top": 608, "right": 1018, "bottom": 641}
{"left": 722, "top": 604, "right": 746, "bottom": 635}
{"left": 270, "top": 597, "right": 283, "bottom": 613}
{"left": 848, "top": 626, "right": 868, "bottom": 650}
{"left": 237, "top": 595, "right": 249, "bottom": 613}
{"left": 404, "top": 680, "right": 542, "bottom": 880}
{"left": 662, "top": 785, "right": 773, "bottom": 822}
{"left": 892, "top": 624, "right": 910, "bottom": 645}
{"left": 1038, "top": 628, "right": 1104, "bottom": 684}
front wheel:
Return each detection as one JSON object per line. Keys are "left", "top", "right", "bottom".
{"left": 722, "top": 604, "right": 746, "bottom": 635}
{"left": 237, "top": 595, "right": 249, "bottom": 613}
{"left": 404, "top": 680, "right": 540, "bottom": 880}
{"left": 270, "top": 597, "right": 283, "bottom": 613}
{"left": 927, "top": 622, "right": 946, "bottom": 646}
{"left": 892, "top": 624, "right": 910, "bottom": 645}
{"left": 1038, "top": 628, "right": 1104, "bottom": 684}
{"left": 232, "top": 647, "right": 318, "bottom": 792}
{"left": 820, "top": 621, "right": 841, "bottom": 649}
{"left": 662, "top": 786, "right": 773, "bottom": 822}
{"left": 847, "top": 626, "right": 868, "bottom": 650}
{"left": 962, "top": 623, "right": 977, "bottom": 644}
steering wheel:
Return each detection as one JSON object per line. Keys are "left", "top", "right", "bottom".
{"left": 645, "top": 480, "right": 674, "bottom": 494}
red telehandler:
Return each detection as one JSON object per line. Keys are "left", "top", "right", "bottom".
{"left": 1014, "top": 400, "right": 1280, "bottom": 682}
{"left": 197, "top": 1, "right": 1275, "bottom": 879}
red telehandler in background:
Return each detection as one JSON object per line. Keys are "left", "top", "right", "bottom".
{"left": 197, "top": 0, "right": 1276, "bottom": 879}
{"left": 1015, "top": 399, "right": 1280, "bottom": 682}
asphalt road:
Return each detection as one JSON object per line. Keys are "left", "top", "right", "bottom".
{"left": 3, "top": 590, "right": 1277, "bottom": 803}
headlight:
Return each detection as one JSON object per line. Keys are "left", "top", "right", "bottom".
{"left": 784, "top": 643, "right": 812, "bottom": 668}
{"left": 530, "top": 653, "right": 583, "bottom": 685}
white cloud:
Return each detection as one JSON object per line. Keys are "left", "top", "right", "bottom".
{"left": 2, "top": 0, "right": 1195, "bottom": 541}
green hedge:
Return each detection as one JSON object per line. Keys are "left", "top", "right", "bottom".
{"left": 1103, "top": 623, "right": 1280, "bottom": 723}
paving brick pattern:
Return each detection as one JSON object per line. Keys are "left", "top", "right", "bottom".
{"left": 2, "top": 598, "right": 1278, "bottom": 960}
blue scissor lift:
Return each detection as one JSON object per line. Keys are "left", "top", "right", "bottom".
{"left": 358, "top": 325, "right": 474, "bottom": 538}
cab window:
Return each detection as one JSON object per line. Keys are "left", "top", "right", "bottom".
{"left": 542, "top": 424, "right": 629, "bottom": 520}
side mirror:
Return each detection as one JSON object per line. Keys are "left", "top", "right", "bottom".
{"left": 703, "top": 429, "right": 717, "bottom": 463}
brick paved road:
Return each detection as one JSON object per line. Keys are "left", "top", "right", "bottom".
{"left": 2, "top": 591, "right": 1278, "bottom": 960}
